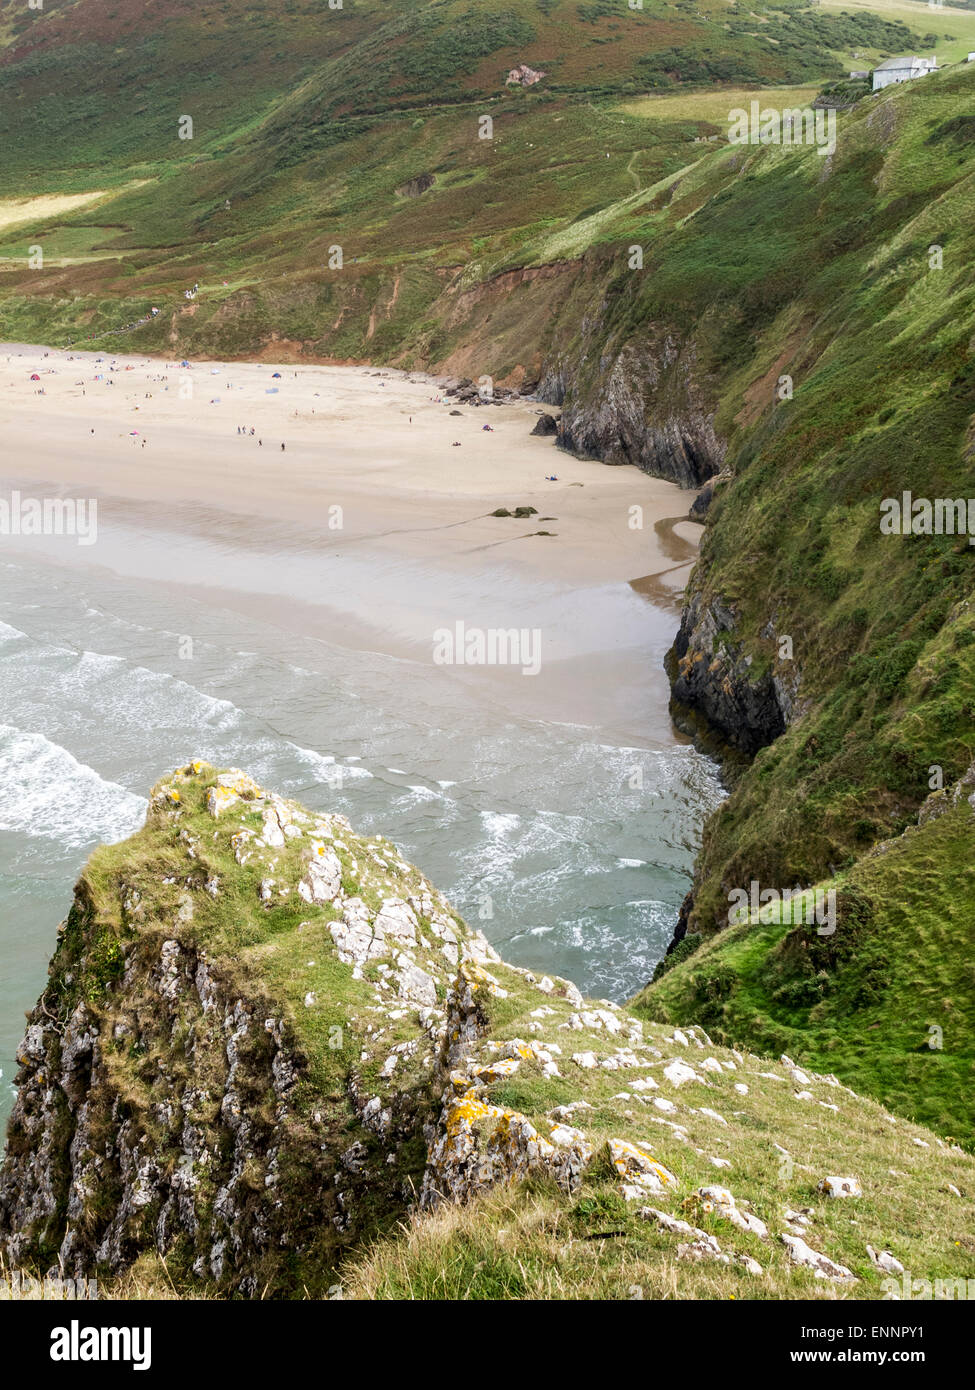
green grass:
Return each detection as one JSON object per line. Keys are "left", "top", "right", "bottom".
{"left": 621, "top": 82, "right": 822, "bottom": 123}
{"left": 614, "top": 63, "right": 975, "bottom": 1145}
{"left": 5, "top": 764, "right": 975, "bottom": 1300}
{"left": 340, "top": 949, "right": 975, "bottom": 1300}
{"left": 0, "top": 0, "right": 961, "bottom": 353}
{"left": 637, "top": 792, "right": 975, "bottom": 1143}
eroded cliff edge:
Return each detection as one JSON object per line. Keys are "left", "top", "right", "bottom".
{"left": 1, "top": 764, "right": 972, "bottom": 1300}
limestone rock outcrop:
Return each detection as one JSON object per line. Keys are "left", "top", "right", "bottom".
{"left": 1, "top": 766, "right": 971, "bottom": 1300}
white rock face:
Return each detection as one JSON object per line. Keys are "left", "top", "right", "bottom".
{"left": 206, "top": 770, "right": 261, "bottom": 818}
{"left": 677, "top": 1240, "right": 762, "bottom": 1276}
{"left": 818, "top": 1175, "right": 862, "bottom": 1199}
{"left": 644, "top": 1203, "right": 762, "bottom": 1276}
{"left": 395, "top": 957, "right": 438, "bottom": 1008}
{"left": 549, "top": 1101, "right": 593, "bottom": 1121}
{"left": 373, "top": 899, "right": 419, "bottom": 946}
{"left": 549, "top": 1123, "right": 587, "bottom": 1148}
{"left": 640, "top": 1206, "right": 717, "bottom": 1244}
{"left": 781, "top": 1233, "right": 857, "bottom": 1282}
{"left": 206, "top": 786, "right": 239, "bottom": 817}
{"left": 567, "top": 1009, "right": 623, "bottom": 1035}
{"left": 607, "top": 1138, "right": 678, "bottom": 1196}
{"left": 572, "top": 1052, "right": 599, "bottom": 1070}
{"left": 298, "top": 842, "right": 343, "bottom": 904}
{"left": 329, "top": 898, "right": 385, "bottom": 967}
{"left": 698, "top": 1107, "right": 728, "bottom": 1126}
{"left": 696, "top": 1185, "right": 768, "bottom": 1238}
{"left": 867, "top": 1244, "right": 905, "bottom": 1275}
{"left": 261, "top": 803, "right": 288, "bottom": 848}
{"left": 663, "top": 1059, "right": 702, "bottom": 1087}
{"left": 420, "top": 1095, "right": 592, "bottom": 1208}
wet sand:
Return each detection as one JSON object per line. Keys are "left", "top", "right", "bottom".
{"left": 0, "top": 345, "right": 722, "bottom": 1109}
{"left": 0, "top": 343, "right": 703, "bottom": 734}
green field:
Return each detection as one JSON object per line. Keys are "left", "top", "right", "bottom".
{"left": 621, "top": 82, "right": 822, "bottom": 123}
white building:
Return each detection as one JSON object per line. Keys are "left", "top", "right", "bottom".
{"left": 872, "top": 55, "right": 938, "bottom": 91}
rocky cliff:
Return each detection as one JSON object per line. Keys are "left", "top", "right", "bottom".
{"left": 539, "top": 328, "right": 725, "bottom": 490}
{"left": 1, "top": 765, "right": 972, "bottom": 1300}
{"left": 668, "top": 590, "right": 799, "bottom": 758}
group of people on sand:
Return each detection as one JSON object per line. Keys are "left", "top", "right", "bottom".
{"left": 235, "top": 425, "right": 285, "bottom": 450}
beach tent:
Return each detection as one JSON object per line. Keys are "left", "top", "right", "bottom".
{"left": 29, "top": 373, "right": 40, "bottom": 380}
{"left": 271, "top": 372, "right": 282, "bottom": 378}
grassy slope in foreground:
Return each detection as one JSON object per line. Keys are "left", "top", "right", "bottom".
{"left": 638, "top": 773, "right": 975, "bottom": 1146}
{"left": 1, "top": 766, "right": 973, "bottom": 1300}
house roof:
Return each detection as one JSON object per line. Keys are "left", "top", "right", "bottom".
{"left": 874, "top": 55, "right": 932, "bottom": 71}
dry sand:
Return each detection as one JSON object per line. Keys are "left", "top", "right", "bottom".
{"left": 0, "top": 342, "right": 700, "bottom": 586}
{"left": 0, "top": 343, "right": 702, "bottom": 731}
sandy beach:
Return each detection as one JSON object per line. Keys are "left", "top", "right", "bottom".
{"left": 0, "top": 347, "right": 722, "bottom": 1108}
{"left": 0, "top": 343, "right": 701, "bottom": 732}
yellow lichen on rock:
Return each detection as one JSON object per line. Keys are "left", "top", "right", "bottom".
{"left": 607, "top": 1137, "right": 679, "bottom": 1197}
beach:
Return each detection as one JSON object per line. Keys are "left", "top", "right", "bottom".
{"left": 0, "top": 342, "right": 723, "bottom": 1124}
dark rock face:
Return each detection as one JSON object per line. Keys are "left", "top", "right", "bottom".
{"left": 530, "top": 413, "right": 558, "bottom": 436}
{"left": 667, "top": 890, "right": 695, "bottom": 956}
{"left": 669, "top": 593, "right": 796, "bottom": 758}
{"left": 537, "top": 332, "right": 725, "bottom": 488}
{"left": 396, "top": 172, "right": 435, "bottom": 198}
{"left": 689, "top": 478, "right": 716, "bottom": 520}
{"left": 440, "top": 377, "right": 515, "bottom": 407}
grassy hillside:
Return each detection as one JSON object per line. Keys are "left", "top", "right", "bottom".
{"left": 0, "top": 0, "right": 964, "bottom": 357}
{"left": 625, "top": 62, "right": 975, "bottom": 1143}
{"left": 641, "top": 785, "right": 975, "bottom": 1145}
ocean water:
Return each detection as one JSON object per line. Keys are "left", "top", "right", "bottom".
{"left": 0, "top": 516, "right": 723, "bottom": 1126}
